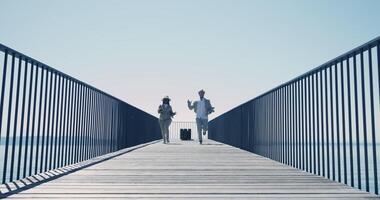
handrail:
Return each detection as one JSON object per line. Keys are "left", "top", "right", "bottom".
{"left": 209, "top": 36, "right": 380, "bottom": 195}
{"left": 0, "top": 44, "right": 161, "bottom": 186}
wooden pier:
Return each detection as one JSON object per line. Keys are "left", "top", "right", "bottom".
{"left": 2, "top": 139, "right": 379, "bottom": 199}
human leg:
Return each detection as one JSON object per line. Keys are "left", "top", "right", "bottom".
{"left": 165, "top": 120, "right": 171, "bottom": 143}
{"left": 196, "top": 118, "right": 202, "bottom": 144}
{"left": 201, "top": 119, "right": 208, "bottom": 136}
{"left": 159, "top": 120, "right": 166, "bottom": 143}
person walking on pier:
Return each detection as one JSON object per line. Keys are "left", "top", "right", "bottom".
{"left": 158, "top": 96, "right": 176, "bottom": 144}
{"left": 187, "top": 89, "right": 214, "bottom": 144}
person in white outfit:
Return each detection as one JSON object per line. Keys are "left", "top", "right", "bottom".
{"left": 187, "top": 89, "right": 214, "bottom": 144}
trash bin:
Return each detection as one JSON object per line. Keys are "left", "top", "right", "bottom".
{"left": 180, "top": 129, "right": 191, "bottom": 140}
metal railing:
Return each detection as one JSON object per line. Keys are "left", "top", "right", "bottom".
{"left": 209, "top": 36, "right": 380, "bottom": 194}
{"left": 0, "top": 43, "right": 161, "bottom": 185}
{"left": 169, "top": 121, "right": 197, "bottom": 140}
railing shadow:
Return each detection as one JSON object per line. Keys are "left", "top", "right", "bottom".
{"left": 0, "top": 140, "right": 159, "bottom": 198}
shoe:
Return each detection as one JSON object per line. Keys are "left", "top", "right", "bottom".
{"left": 199, "top": 140, "right": 202, "bottom": 144}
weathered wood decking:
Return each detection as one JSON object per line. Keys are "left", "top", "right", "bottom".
{"left": 3, "top": 139, "right": 379, "bottom": 199}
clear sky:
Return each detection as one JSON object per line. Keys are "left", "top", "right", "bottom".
{"left": 0, "top": 0, "right": 379, "bottom": 121}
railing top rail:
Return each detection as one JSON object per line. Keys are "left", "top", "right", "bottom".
{"left": 0, "top": 43, "right": 155, "bottom": 119}
{"left": 255, "top": 35, "right": 380, "bottom": 100}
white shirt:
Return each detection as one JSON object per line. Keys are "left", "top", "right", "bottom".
{"left": 196, "top": 99, "right": 208, "bottom": 119}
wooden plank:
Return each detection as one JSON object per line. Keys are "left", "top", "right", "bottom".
{"left": 4, "top": 139, "right": 380, "bottom": 199}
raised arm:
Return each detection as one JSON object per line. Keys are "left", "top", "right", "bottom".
{"left": 158, "top": 105, "right": 163, "bottom": 113}
{"left": 187, "top": 100, "right": 194, "bottom": 110}
{"left": 169, "top": 106, "right": 176, "bottom": 117}
{"left": 207, "top": 100, "right": 215, "bottom": 114}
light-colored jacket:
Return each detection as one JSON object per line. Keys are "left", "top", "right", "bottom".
{"left": 188, "top": 98, "right": 214, "bottom": 116}
{"left": 158, "top": 104, "right": 175, "bottom": 121}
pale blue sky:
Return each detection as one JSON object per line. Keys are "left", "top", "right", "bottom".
{"left": 1, "top": 0, "right": 379, "bottom": 121}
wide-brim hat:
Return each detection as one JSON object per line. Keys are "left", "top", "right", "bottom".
{"left": 162, "top": 95, "right": 171, "bottom": 101}
{"left": 198, "top": 89, "right": 205, "bottom": 94}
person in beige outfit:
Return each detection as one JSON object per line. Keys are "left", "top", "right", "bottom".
{"left": 158, "top": 96, "right": 176, "bottom": 144}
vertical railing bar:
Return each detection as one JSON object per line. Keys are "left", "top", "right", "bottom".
{"left": 298, "top": 79, "right": 301, "bottom": 169}
{"left": 296, "top": 83, "right": 299, "bottom": 167}
{"left": 27, "top": 63, "right": 39, "bottom": 176}
{"left": 102, "top": 96, "right": 109, "bottom": 154}
{"left": 44, "top": 71, "right": 55, "bottom": 171}
{"left": 293, "top": 83, "right": 297, "bottom": 167}
{"left": 264, "top": 96, "right": 267, "bottom": 157}
{"left": 316, "top": 71, "right": 321, "bottom": 176}
{"left": 90, "top": 89, "right": 96, "bottom": 157}
{"left": 52, "top": 75, "right": 62, "bottom": 169}
{"left": 335, "top": 61, "right": 341, "bottom": 183}
{"left": 22, "top": 61, "right": 34, "bottom": 178}
{"left": 73, "top": 83, "right": 81, "bottom": 163}
{"left": 2, "top": 53, "right": 15, "bottom": 183}
{"left": 346, "top": 56, "right": 354, "bottom": 187}
{"left": 276, "top": 89, "right": 285, "bottom": 163}
{"left": 44, "top": 71, "right": 53, "bottom": 171}
{"left": 66, "top": 80, "right": 74, "bottom": 166}
{"left": 70, "top": 82, "right": 78, "bottom": 165}
{"left": 97, "top": 93, "right": 102, "bottom": 157}
{"left": 0, "top": 50, "right": 9, "bottom": 146}
{"left": 330, "top": 65, "right": 335, "bottom": 181}
{"left": 9, "top": 56, "right": 23, "bottom": 182}
{"left": 368, "top": 47, "right": 378, "bottom": 194}
{"left": 340, "top": 59, "right": 347, "bottom": 185}
{"left": 287, "top": 86, "right": 290, "bottom": 165}
{"left": 39, "top": 68, "right": 49, "bottom": 173}
{"left": 76, "top": 84, "right": 83, "bottom": 162}
{"left": 312, "top": 73, "right": 316, "bottom": 174}
{"left": 325, "top": 66, "right": 332, "bottom": 179}
{"left": 376, "top": 42, "right": 380, "bottom": 193}
{"left": 283, "top": 87, "right": 286, "bottom": 163}
{"left": 353, "top": 53, "right": 362, "bottom": 189}
{"left": 34, "top": 65, "right": 44, "bottom": 174}
{"left": 102, "top": 96, "right": 107, "bottom": 155}
{"left": 288, "top": 85, "right": 291, "bottom": 165}
{"left": 95, "top": 92, "right": 100, "bottom": 157}
{"left": 302, "top": 78, "right": 306, "bottom": 171}
{"left": 89, "top": 89, "right": 96, "bottom": 158}
{"left": 289, "top": 83, "right": 296, "bottom": 167}
{"left": 83, "top": 87, "right": 90, "bottom": 160}
{"left": 79, "top": 85, "right": 86, "bottom": 161}
{"left": 59, "top": 78, "right": 68, "bottom": 167}
{"left": 360, "top": 50, "right": 370, "bottom": 192}
{"left": 55, "top": 75, "right": 63, "bottom": 168}
{"left": 16, "top": 59, "right": 28, "bottom": 180}
{"left": 274, "top": 90, "right": 283, "bottom": 162}
{"left": 47, "top": 71, "right": 57, "bottom": 171}
{"left": 288, "top": 84, "right": 292, "bottom": 166}
{"left": 278, "top": 89, "right": 280, "bottom": 163}
{"left": 106, "top": 98, "right": 111, "bottom": 153}
{"left": 321, "top": 69, "right": 325, "bottom": 177}
{"left": 308, "top": 75, "right": 311, "bottom": 172}
{"left": 81, "top": 85, "right": 88, "bottom": 160}
{"left": 74, "top": 84, "right": 83, "bottom": 163}
{"left": 109, "top": 102, "right": 114, "bottom": 154}
{"left": 83, "top": 87, "right": 89, "bottom": 160}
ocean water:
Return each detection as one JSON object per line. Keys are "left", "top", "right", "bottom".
{"left": 0, "top": 137, "right": 104, "bottom": 182}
